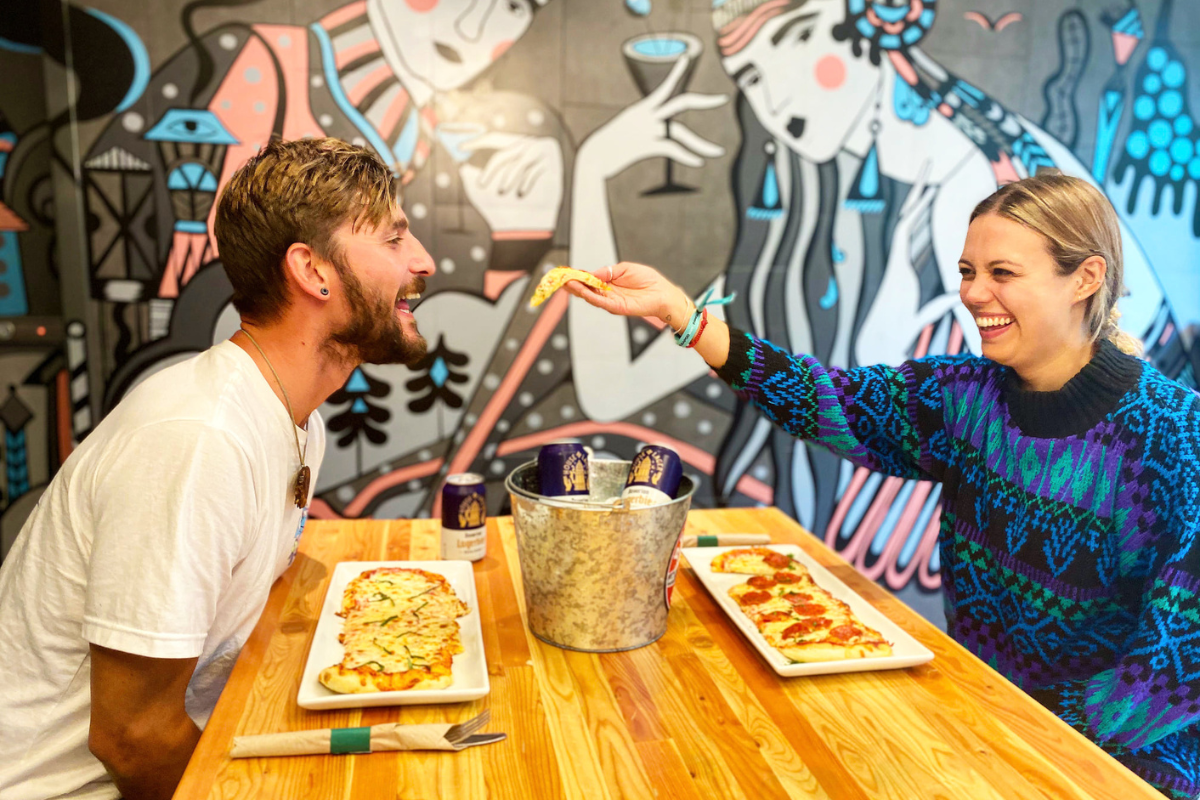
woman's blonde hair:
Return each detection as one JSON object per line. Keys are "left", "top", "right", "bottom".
{"left": 970, "top": 173, "right": 1143, "bottom": 356}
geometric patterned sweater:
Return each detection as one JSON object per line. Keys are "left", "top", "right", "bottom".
{"left": 717, "top": 329, "right": 1200, "bottom": 799}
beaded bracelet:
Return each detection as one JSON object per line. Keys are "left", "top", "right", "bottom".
{"left": 672, "top": 287, "right": 736, "bottom": 347}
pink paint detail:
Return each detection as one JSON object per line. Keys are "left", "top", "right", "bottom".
{"left": 963, "top": 11, "right": 990, "bottom": 30}
{"left": 823, "top": 466, "right": 871, "bottom": 548}
{"left": 1160, "top": 322, "right": 1175, "bottom": 346}
{"left": 938, "top": 102, "right": 954, "bottom": 117}
{"left": 307, "top": 498, "right": 342, "bottom": 519}
{"left": 335, "top": 37, "right": 382, "bottom": 70}
{"left": 377, "top": 88, "right": 411, "bottom": 140}
{"left": 492, "top": 230, "right": 553, "bottom": 241}
{"left": 159, "top": 231, "right": 211, "bottom": 298}
{"left": 815, "top": 55, "right": 846, "bottom": 90}
{"left": 205, "top": 33, "right": 282, "bottom": 258}
{"left": 254, "top": 25, "right": 323, "bottom": 140}
{"left": 1113, "top": 32, "right": 1140, "bottom": 66}
{"left": 992, "top": 152, "right": 1021, "bottom": 184}
{"left": 306, "top": 457, "right": 446, "bottom": 519}
{"left": 915, "top": 508, "right": 943, "bottom": 590}
{"left": 888, "top": 51, "right": 920, "bottom": 87}
{"left": 947, "top": 320, "right": 964, "bottom": 355}
{"left": 913, "top": 322, "right": 934, "bottom": 358}
{"left": 319, "top": 1, "right": 368, "bottom": 30}
{"left": 0, "top": 139, "right": 12, "bottom": 152}
{"left": 405, "top": 0, "right": 439, "bottom": 11}
{"left": 495, "top": 422, "right": 774, "bottom": 504}
{"left": 343, "top": 458, "right": 445, "bottom": 517}
{"left": 483, "top": 269, "right": 525, "bottom": 300}
{"left": 717, "top": 0, "right": 788, "bottom": 56}
{"left": 841, "top": 476, "right": 903, "bottom": 576}
{"left": 906, "top": 1, "right": 924, "bottom": 22}
{"left": 433, "top": 291, "right": 571, "bottom": 519}
{"left": 491, "top": 40, "right": 513, "bottom": 62}
{"left": 346, "top": 62, "right": 394, "bottom": 106}
{"left": 994, "top": 12, "right": 1023, "bottom": 32}
{"left": 882, "top": 481, "right": 934, "bottom": 589}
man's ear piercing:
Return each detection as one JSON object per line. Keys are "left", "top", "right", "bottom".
{"left": 321, "top": 287, "right": 329, "bottom": 296}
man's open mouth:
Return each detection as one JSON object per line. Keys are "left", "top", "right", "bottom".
{"left": 396, "top": 291, "right": 421, "bottom": 317}
{"left": 434, "top": 42, "right": 463, "bottom": 64}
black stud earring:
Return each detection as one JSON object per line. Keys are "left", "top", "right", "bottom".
{"left": 321, "top": 287, "right": 329, "bottom": 296}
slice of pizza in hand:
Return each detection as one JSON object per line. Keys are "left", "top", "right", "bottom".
{"left": 711, "top": 547, "right": 807, "bottom": 576}
{"left": 530, "top": 266, "right": 611, "bottom": 307}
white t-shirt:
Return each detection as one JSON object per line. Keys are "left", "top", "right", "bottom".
{"left": 0, "top": 341, "right": 325, "bottom": 800}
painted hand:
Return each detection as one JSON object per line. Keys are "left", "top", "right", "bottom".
{"left": 459, "top": 133, "right": 564, "bottom": 232}
{"left": 563, "top": 261, "right": 688, "bottom": 325}
{"left": 575, "top": 55, "right": 728, "bottom": 181}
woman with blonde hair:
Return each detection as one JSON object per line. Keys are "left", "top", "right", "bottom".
{"left": 567, "top": 173, "right": 1200, "bottom": 798}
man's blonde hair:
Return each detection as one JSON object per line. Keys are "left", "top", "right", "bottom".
{"left": 971, "top": 174, "right": 1143, "bottom": 356}
{"left": 214, "top": 137, "right": 400, "bottom": 324}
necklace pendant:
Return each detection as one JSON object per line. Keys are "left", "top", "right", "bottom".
{"left": 294, "top": 465, "right": 311, "bottom": 508}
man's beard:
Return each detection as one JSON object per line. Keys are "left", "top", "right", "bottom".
{"left": 326, "top": 267, "right": 428, "bottom": 367}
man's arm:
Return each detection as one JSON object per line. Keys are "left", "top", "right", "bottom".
{"left": 88, "top": 644, "right": 201, "bottom": 800}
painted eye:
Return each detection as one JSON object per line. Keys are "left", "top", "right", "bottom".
{"left": 796, "top": 26, "right": 813, "bottom": 42}
{"left": 506, "top": 0, "right": 529, "bottom": 15}
{"left": 737, "top": 67, "right": 762, "bottom": 91}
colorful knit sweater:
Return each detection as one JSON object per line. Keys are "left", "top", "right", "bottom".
{"left": 716, "top": 329, "right": 1200, "bottom": 798}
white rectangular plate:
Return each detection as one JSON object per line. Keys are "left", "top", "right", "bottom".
{"left": 682, "top": 545, "right": 934, "bottom": 677}
{"left": 297, "top": 560, "right": 490, "bottom": 710}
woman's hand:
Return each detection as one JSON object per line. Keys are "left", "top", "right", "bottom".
{"left": 563, "top": 262, "right": 691, "bottom": 328}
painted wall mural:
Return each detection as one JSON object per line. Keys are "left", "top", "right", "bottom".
{"left": 1, "top": 0, "right": 1197, "bottom": 625}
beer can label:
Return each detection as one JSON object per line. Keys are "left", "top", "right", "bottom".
{"left": 538, "top": 443, "right": 590, "bottom": 498}
{"left": 442, "top": 474, "right": 487, "bottom": 531}
{"left": 625, "top": 445, "right": 682, "bottom": 500}
{"left": 663, "top": 532, "right": 684, "bottom": 610}
{"left": 441, "top": 524, "right": 487, "bottom": 561}
{"left": 621, "top": 485, "right": 672, "bottom": 508}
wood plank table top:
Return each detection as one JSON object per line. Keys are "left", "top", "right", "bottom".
{"left": 174, "top": 508, "right": 1162, "bottom": 800}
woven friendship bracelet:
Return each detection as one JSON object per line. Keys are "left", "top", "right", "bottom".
{"left": 673, "top": 287, "right": 736, "bottom": 347}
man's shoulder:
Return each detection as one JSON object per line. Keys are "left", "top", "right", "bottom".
{"left": 95, "top": 343, "right": 269, "bottom": 451}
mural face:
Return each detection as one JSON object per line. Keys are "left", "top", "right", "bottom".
{"left": 370, "top": 0, "right": 539, "bottom": 92}
{"left": 2, "top": 0, "right": 1199, "bottom": 629}
{"left": 722, "top": 3, "right": 878, "bottom": 164}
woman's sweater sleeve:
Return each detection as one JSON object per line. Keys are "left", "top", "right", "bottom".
{"left": 716, "top": 327, "right": 954, "bottom": 482}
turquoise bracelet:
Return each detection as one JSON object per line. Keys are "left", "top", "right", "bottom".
{"left": 673, "top": 287, "right": 736, "bottom": 347}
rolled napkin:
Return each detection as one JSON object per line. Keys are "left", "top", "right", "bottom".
{"left": 231, "top": 710, "right": 490, "bottom": 758}
{"left": 681, "top": 533, "right": 770, "bottom": 548}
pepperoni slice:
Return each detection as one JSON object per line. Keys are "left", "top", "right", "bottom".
{"left": 758, "top": 611, "right": 792, "bottom": 623}
{"left": 773, "top": 571, "right": 802, "bottom": 584}
{"left": 763, "top": 552, "right": 792, "bottom": 569}
{"left": 789, "top": 601, "right": 827, "bottom": 617}
{"left": 738, "top": 590, "right": 772, "bottom": 606}
{"left": 747, "top": 575, "right": 777, "bottom": 590}
{"left": 827, "top": 623, "right": 864, "bottom": 643}
{"left": 782, "top": 618, "right": 828, "bottom": 639}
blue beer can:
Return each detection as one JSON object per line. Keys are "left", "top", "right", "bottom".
{"left": 441, "top": 473, "right": 487, "bottom": 561}
{"left": 622, "top": 444, "right": 683, "bottom": 508}
{"left": 537, "top": 440, "right": 591, "bottom": 500}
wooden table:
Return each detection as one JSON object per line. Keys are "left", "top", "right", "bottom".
{"left": 175, "top": 508, "right": 1163, "bottom": 800}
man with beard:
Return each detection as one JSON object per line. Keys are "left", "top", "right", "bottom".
{"left": 0, "top": 138, "right": 435, "bottom": 800}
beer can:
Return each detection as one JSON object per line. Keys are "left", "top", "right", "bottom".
{"left": 441, "top": 474, "right": 487, "bottom": 561}
{"left": 537, "top": 441, "right": 590, "bottom": 500}
{"left": 622, "top": 444, "right": 683, "bottom": 508}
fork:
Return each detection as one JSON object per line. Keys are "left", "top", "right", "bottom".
{"left": 445, "top": 709, "right": 491, "bottom": 746}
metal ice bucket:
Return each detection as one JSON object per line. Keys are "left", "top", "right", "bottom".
{"left": 505, "top": 459, "right": 696, "bottom": 652}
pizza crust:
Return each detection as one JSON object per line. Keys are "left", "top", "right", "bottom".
{"left": 318, "top": 663, "right": 454, "bottom": 694}
{"left": 530, "top": 267, "right": 611, "bottom": 307}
